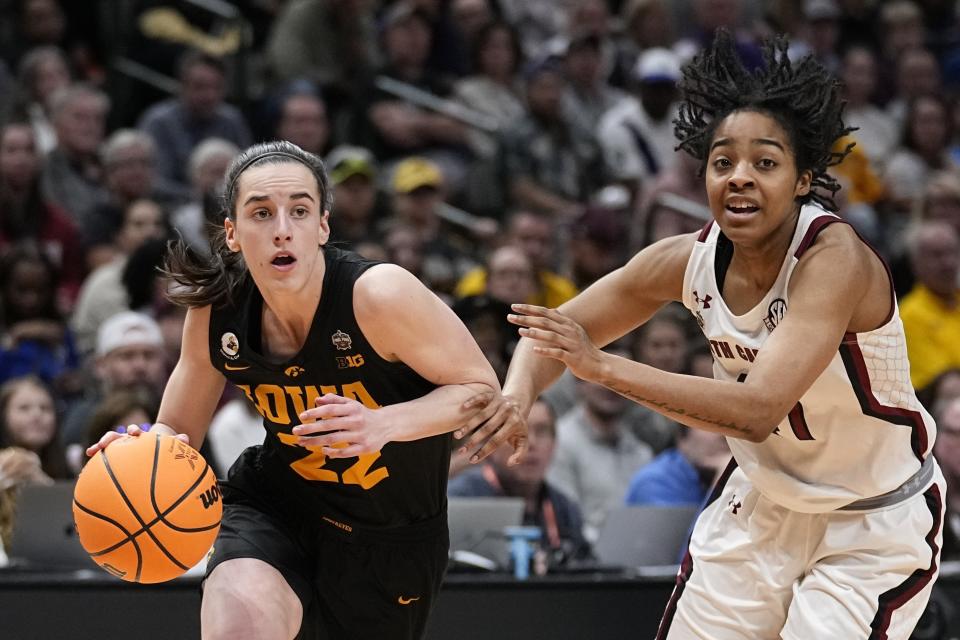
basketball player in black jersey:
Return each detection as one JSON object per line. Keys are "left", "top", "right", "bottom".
{"left": 88, "top": 140, "right": 518, "bottom": 640}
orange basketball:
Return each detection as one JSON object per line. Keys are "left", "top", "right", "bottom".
{"left": 72, "top": 432, "right": 222, "bottom": 583}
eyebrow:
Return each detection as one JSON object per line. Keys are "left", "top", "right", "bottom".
{"left": 242, "top": 192, "right": 317, "bottom": 207}
{"left": 710, "top": 137, "right": 786, "bottom": 153}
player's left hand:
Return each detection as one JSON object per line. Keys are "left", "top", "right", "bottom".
{"left": 455, "top": 391, "right": 527, "bottom": 465}
{"left": 294, "top": 394, "right": 386, "bottom": 458}
{"left": 508, "top": 304, "right": 608, "bottom": 383}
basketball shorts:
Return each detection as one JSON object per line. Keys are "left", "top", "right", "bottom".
{"left": 206, "top": 447, "right": 449, "bottom": 640}
{"left": 658, "top": 460, "right": 946, "bottom": 640}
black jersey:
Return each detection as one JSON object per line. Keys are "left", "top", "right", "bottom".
{"left": 207, "top": 246, "right": 449, "bottom": 531}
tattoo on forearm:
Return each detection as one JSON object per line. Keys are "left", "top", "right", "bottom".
{"left": 607, "top": 384, "right": 753, "bottom": 435}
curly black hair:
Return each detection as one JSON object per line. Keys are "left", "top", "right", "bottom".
{"left": 674, "top": 29, "right": 855, "bottom": 211}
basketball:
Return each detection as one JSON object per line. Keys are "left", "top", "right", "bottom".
{"left": 72, "top": 432, "right": 222, "bottom": 583}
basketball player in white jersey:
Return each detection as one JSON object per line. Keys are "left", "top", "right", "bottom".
{"left": 457, "top": 30, "right": 946, "bottom": 639}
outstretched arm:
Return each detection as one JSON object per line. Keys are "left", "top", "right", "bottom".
{"left": 456, "top": 232, "right": 695, "bottom": 460}
{"left": 512, "top": 224, "right": 889, "bottom": 442}
{"left": 295, "top": 264, "right": 502, "bottom": 459}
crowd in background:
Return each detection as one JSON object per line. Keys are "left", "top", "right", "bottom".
{"left": 0, "top": 0, "right": 957, "bottom": 579}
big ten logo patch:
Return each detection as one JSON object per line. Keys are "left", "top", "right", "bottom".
{"left": 336, "top": 354, "right": 365, "bottom": 369}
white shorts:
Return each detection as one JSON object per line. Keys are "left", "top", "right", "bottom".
{"left": 657, "top": 461, "right": 946, "bottom": 640}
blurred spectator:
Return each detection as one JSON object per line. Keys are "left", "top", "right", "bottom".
{"left": 624, "top": 426, "right": 729, "bottom": 506}
{"left": 449, "top": 398, "right": 592, "bottom": 565}
{"left": 567, "top": 205, "right": 629, "bottom": 288}
{"left": 502, "top": 57, "right": 600, "bottom": 217}
{"left": 382, "top": 223, "right": 427, "bottom": 282}
{"left": 632, "top": 151, "right": 709, "bottom": 250}
{"left": 169, "top": 138, "right": 239, "bottom": 254}
{"left": 40, "top": 82, "right": 109, "bottom": 225}
{"left": 453, "top": 21, "right": 526, "bottom": 159}
{"left": 0, "top": 0, "right": 67, "bottom": 67}
{"left": 206, "top": 396, "right": 263, "bottom": 478}
{"left": 0, "top": 246, "right": 80, "bottom": 396}
{"left": 883, "top": 95, "right": 958, "bottom": 224}
{"left": 61, "top": 311, "right": 168, "bottom": 454}
{"left": 547, "top": 347, "right": 654, "bottom": 542}
{"left": 382, "top": 156, "right": 476, "bottom": 293}
{"left": 265, "top": 0, "right": 380, "bottom": 100}
{"left": 597, "top": 47, "right": 681, "bottom": 196}
{"left": 828, "top": 167, "right": 885, "bottom": 254}
{"left": 900, "top": 220, "right": 960, "bottom": 390}
{"left": 790, "top": 0, "right": 842, "bottom": 74}
{"left": 0, "top": 119, "right": 83, "bottom": 306}
{"left": 498, "top": 0, "right": 576, "bottom": 62}
{"left": 360, "top": 2, "right": 470, "bottom": 187}
{"left": 675, "top": 0, "right": 763, "bottom": 70}
{"left": 615, "top": 0, "right": 676, "bottom": 82}
{"left": 887, "top": 47, "right": 941, "bottom": 132}
{"left": 878, "top": 1, "right": 926, "bottom": 88}
{"left": 933, "top": 397, "right": 960, "bottom": 560}
{"left": 839, "top": 46, "right": 898, "bottom": 171}
{"left": 918, "top": 367, "right": 960, "bottom": 415}
{"left": 0, "top": 375, "right": 67, "bottom": 559}
{"left": 79, "top": 388, "right": 159, "bottom": 471}
{"left": 122, "top": 237, "right": 171, "bottom": 315}
{"left": 273, "top": 84, "right": 331, "bottom": 157}
{"left": 414, "top": 0, "right": 477, "bottom": 78}
{"left": 920, "top": 171, "right": 960, "bottom": 239}
{"left": 453, "top": 244, "right": 537, "bottom": 380}
{"left": 483, "top": 244, "right": 537, "bottom": 305}
{"left": 559, "top": 32, "right": 625, "bottom": 142}
{"left": 82, "top": 129, "right": 185, "bottom": 268}
{"left": 71, "top": 199, "right": 169, "bottom": 357}
{"left": 627, "top": 306, "right": 691, "bottom": 451}
{"left": 449, "top": 0, "right": 495, "bottom": 63}
{"left": 456, "top": 210, "right": 578, "bottom": 307}
{"left": 453, "top": 293, "right": 514, "bottom": 383}
{"left": 326, "top": 145, "right": 381, "bottom": 249}
{"left": 14, "top": 45, "right": 71, "bottom": 154}
{"left": 137, "top": 50, "right": 252, "bottom": 188}
{"left": 0, "top": 376, "right": 71, "bottom": 476}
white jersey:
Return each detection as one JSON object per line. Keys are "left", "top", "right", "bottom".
{"left": 681, "top": 203, "right": 937, "bottom": 513}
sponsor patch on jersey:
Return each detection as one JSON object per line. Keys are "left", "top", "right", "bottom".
{"left": 764, "top": 298, "right": 787, "bottom": 332}
{"left": 693, "top": 290, "right": 712, "bottom": 328}
{"left": 220, "top": 332, "right": 240, "bottom": 360}
{"left": 331, "top": 329, "right": 353, "bottom": 351}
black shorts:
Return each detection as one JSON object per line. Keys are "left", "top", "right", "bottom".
{"left": 206, "top": 448, "right": 449, "bottom": 640}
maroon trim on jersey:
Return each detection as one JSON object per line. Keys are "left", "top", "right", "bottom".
{"left": 868, "top": 483, "right": 943, "bottom": 639}
{"left": 839, "top": 334, "right": 928, "bottom": 462}
{"left": 787, "top": 402, "right": 814, "bottom": 440}
{"left": 656, "top": 457, "right": 738, "bottom": 640}
{"left": 794, "top": 215, "right": 843, "bottom": 258}
{"left": 697, "top": 220, "right": 714, "bottom": 242}
{"left": 796, "top": 215, "right": 897, "bottom": 326}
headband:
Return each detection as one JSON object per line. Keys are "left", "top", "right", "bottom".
{"left": 233, "top": 151, "right": 309, "bottom": 180}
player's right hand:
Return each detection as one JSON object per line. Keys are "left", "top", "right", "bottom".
{"left": 85, "top": 423, "right": 187, "bottom": 458}
{"left": 455, "top": 391, "right": 528, "bottom": 465}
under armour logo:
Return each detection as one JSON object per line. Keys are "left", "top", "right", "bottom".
{"left": 728, "top": 496, "right": 742, "bottom": 515}
{"left": 693, "top": 290, "right": 712, "bottom": 309}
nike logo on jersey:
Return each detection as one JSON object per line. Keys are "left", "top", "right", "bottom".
{"left": 224, "top": 363, "right": 251, "bottom": 371}
{"left": 398, "top": 596, "right": 420, "bottom": 605}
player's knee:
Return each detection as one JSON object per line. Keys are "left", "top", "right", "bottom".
{"left": 202, "top": 560, "right": 302, "bottom": 640}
